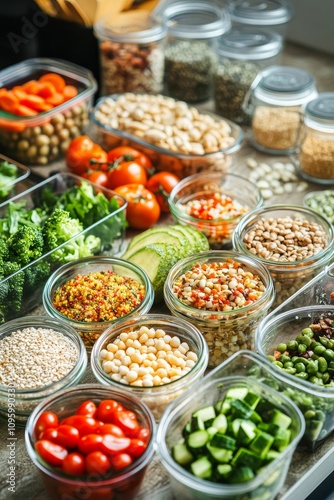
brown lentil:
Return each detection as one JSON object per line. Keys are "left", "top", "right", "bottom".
{"left": 251, "top": 106, "right": 301, "bottom": 152}
{"left": 52, "top": 270, "right": 145, "bottom": 322}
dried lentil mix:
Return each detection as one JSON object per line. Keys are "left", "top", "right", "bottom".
{"left": 251, "top": 106, "right": 301, "bottom": 152}
{"left": 300, "top": 134, "right": 334, "bottom": 180}
{"left": 52, "top": 270, "right": 145, "bottom": 322}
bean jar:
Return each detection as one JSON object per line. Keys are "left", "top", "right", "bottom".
{"left": 245, "top": 65, "right": 318, "bottom": 155}
{"left": 213, "top": 27, "right": 282, "bottom": 124}
{"left": 294, "top": 93, "right": 334, "bottom": 184}
{"left": 94, "top": 14, "right": 167, "bottom": 96}
{"left": 162, "top": 1, "right": 231, "bottom": 103}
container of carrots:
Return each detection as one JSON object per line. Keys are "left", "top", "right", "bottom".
{"left": 0, "top": 58, "right": 97, "bottom": 166}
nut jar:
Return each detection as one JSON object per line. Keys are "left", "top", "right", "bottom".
{"left": 294, "top": 93, "right": 334, "bottom": 184}
{"left": 94, "top": 14, "right": 167, "bottom": 96}
{"left": 162, "top": 1, "right": 231, "bottom": 103}
{"left": 245, "top": 65, "right": 318, "bottom": 154}
{"left": 164, "top": 250, "right": 275, "bottom": 367}
{"left": 213, "top": 27, "right": 283, "bottom": 124}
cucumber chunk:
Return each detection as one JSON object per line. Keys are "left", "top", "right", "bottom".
{"left": 270, "top": 409, "right": 292, "bottom": 430}
{"left": 216, "top": 464, "right": 233, "bottom": 480}
{"left": 207, "top": 443, "right": 233, "bottom": 463}
{"left": 193, "top": 406, "right": 216, "bottom": 428}
{"left": 187, "top": 430, "right": 209, "bottom": 454}
{"left": 230, "top": 466, "right": 255, "bottom": 483}
{"left": 250, "top": 430, "right": 274, "bottom": 458}
{"left": 211, "top": 433, "right": 236, "bottom": 450}
{"left": 190, "top": 456, "right": 213, "bottom": 479}
{"left": 212, "top": 413, "right": 228, "bottom": 433}
{"left": 172, "top": 443, "right": 194, "bottom": 466}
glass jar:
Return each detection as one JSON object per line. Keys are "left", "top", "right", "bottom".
{"left": 213, "top": 27, "right": 282, "bottom": 124}
{"left": 232, "top": 205, "right": 334, "bottom": 309}
{"left": 162, "top": 1, "right": 231, "bottom": 103}
{"left": 94, "top": 14, "right": 167, "bottom": 96}
{"left": 164, "top": 250, "right": 275, "bottom": 367}
{"left": 294, "top": 93, "right": 334, "bottom": 184}
{"left": 228, "top": 0, "right": 293, "bottom": 39}
{"left": 245, "top": 65, "right": 318, "bottom": 155}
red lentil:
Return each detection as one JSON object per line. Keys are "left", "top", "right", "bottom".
{"left": 179, "top": 193, "right": 249, "bottom": 221}
{"left": 52, "top": 270, "right": 146, "bottom": 322}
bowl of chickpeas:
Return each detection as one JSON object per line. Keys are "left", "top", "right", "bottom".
{"left": 90, "top": 314, "right": 209, "bottom": 421}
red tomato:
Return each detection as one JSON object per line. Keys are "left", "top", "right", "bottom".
{"left": 35, "top": 411, "right": 59, "bottom": 438}
{"left": 56, "top": 425, "right": 80, "bottom": 449}
{"left": 100, "top": 434, "right": 131, "bottom": 455}
{"left": 88, "top": 145, "right": 108, "bottom": 170}
{"left": 75, "top": 400, "right": 97, "bottom": 417}
{"left": 85, "top": 451, "right": 111, "bottom": 476}
{"left": 61, "top": 415, "right": 98, "bottom": 437}
{"left": 40, "top": 427, "right": 58, "bottom": 442}
{"left": 62, "top": 452, "right": 85, "bottom": 476}
{"left": 113, "top": 184, "right": 161, "bottom": 230}
{"left": 111, "top": 411, "right": 139, "bottom": 438}
{"left": 110, "top": 453, "right": 133, "bottom": 471}
{"left": 97, "top": 424, "right": 125, "bottom": 437}
{"left": 82, "top": 169, "right": 108, "bottom": 188}
{"left": 107, "top": 146, "right": 153, "bottom": 172}
{"left": 96, "top": 400, "right": 124, "bottom": 423}
{"left": 65, "top": 135, "right": 95, "bottom": 175}
{"left": 146, "top": 171, "right": 180, "bottom": 212}
{"left": 128, "top": 439, "right": 147, "bottom": 458}
{"left": 106, "top": 160, "right": 147, "bottom": 190}
{"left": 134, "top": 427, "right": 150, "bottom": 443}
{"left": 35, "top": 439, "right": 68, "bottom": 467}
{"left": 78, "top": 434, "right": 103, "bottom": 455}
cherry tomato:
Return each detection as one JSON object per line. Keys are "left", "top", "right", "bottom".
{"left": 111, "top": 411, "right": 139, "bottom": 438}
{"left": 62, "top": 452, "right": 85, "bottom": 476}
{"left": 65, "top": 136, "right": 95, "bottom": 175}
{"left": 56, "top": 425, "right": 80, "bottom": 449}
{"left": 40, "top": 427, "right": 58, "bottom": 442}
{"left": 82, "top": 169, "right": 108, "bottom": 188}
{"left": 96, "top": 400, "right": 124, "bottom": 423}
{"left": 35, "top": 439, "right": 68, "bottom": 467}
{"left": 106, "top": 160, "right": 147, "bottom": 190}
{"left": 128, "top": 439, "right": 147, "bottom": 458}
{"left": 97, "top": 423, "right": 125, "bottom": 437}
{"left": 75, "top": 400, "right": 97, "bottom": 417}
{"left": 78, "top": 434, "right": 103, "bottom": 455}
{"left": 88, "top": 145, "right": 108, "bottom": 170}
{"left": 107, "top": 146, "right": 153, "bottom": 172}
{"left": 35, "top": 411, "right": 59, "bottom": 439}
{"left": 100, "top": 434, "right": 131, "bottom": 455}
{"left": 110, "top": 453, "right": 133, "bottom": 471}
{"left": 146, "top": 171, "right": 180, "bottom": 212}
{"left": 85, "top": 451, "right": 111, "bottom": 476}
{"left": 113, "top": 184, "right": 161, "bottom": 230}
{"left": 60, "top": 415, "right": 99, "bottom": 437}
{"left": 134, "top": 427, "right": 150, "bottom": 443}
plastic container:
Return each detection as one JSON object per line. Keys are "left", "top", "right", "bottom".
{"left": 162, "top": 1, "right": 231, "bottom": 102}
{"left": 164, "top": 250, "right": 275, "bottom": 367}
{"left": 0, "top": 316, "right": 87, "bottom": 425}
{"left": 227, "top": 0, "right": 293, "bottom": 39}
{"left": 168, "top": 171, "right": 263, "bottom": 249}
{"left": 0, "top": 58, "right": 97, "bottom": 165}
{"left": 94, "top": 15, "right": 167, "bottom": 96}
{"left": 91, "top": 93, "right": 243, "bottom": 179}
{"left": 293, "top": 93, "right": 334, "bottom": 184}
{"left": 0, "top": 172, "right": 126, "bottom": 325}
{"left": 43, "top": 256, "right": 154, "bottom": 351}
{"left": 213, "top": 28, "right": 283, "bottom": 124}
{"left": 156, "top": 370, "right": 304, "bottom": 499}
{"left": 232, "top": 204, "right": 334, "bottom": 309}
{"left": 244, "top": 65, "right": 318, "bottom": 155}
{"left": 25, "top": 384, "right": 156, "bottom": 500}
{"left": 0, "top": 152, "right": 30, "bottom": 202}
{"left": 256, "top": 306, "right": 334, "bottom": 450}
{"left": 91, "top": 314, "right": 209, "bottom": 421}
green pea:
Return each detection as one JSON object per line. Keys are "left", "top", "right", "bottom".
{"left": 296, "top": 357, "right": 308, "bottom": 365}
{"left": 315, "top": 410, "right": 326, "bottom": 421}
{"left": 291, "top": 356, "right": 299, "bottom": 362}
{"left": 327, "top": 339, "right": 334, "bottom": 349}
{"left": 320, "top": 337, "right": 329, "bottom": 347}
{"left": 283, "top": 367, "right": 296, "bottom": 375}
{"left": 318, "top": 357, "right": 328, "bottom": 373}
{"left": 295, "top": 362, "right": 306, "bottom": 373}
{"left": 304, "top": 410, "right": 316, "bottom": 419}
{"left": 267, "top": 355, "right": 276, "bottom": 362}
{"left": 280, "top": 354, "right": 291, "bottom": 364}
{"left": 302, "top": 328, "right": 314, "bottom": 337}
{"left": 309, "top": 376, "right": 324, "bottom": 386}
{"left": 307, "top": 360, "right": 318, "bottom": 375}
{"left": 314, "top": 345, "right": 326, "bottom": 356}
{"left": 322, "top": 372, "right": 330, "bottom": 384}
{"left": 295, "top": 372, "right": 308, "bottom": 380}
{"left": 272, "top": 361, "right": 283, "bottom": 368}
{"left": 277, "top": 343, "right": 287, "bottom": 353}
{"left": 311, "top": 353, "right": 319, "bottom": 360}
{"left": 310, "top": 341, "right": 321, "bottom": 350}
{"left": 287, "top": 340, "right": 298, "bottom": 351}
{"left": 329, "top": 361, "right": 334, "bottom": 369}
{"left": 298, "top": 343, "right": 307, "bottom": 353}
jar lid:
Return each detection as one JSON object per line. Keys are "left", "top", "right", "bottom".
{"left": 94, "top": 15, "right": 167, "bottom": 44}
{"left": 228, "top": 0, "right": 293, "bottom": 26}
{"left": 214, "top": 28, "right": 282, "bottom": 60}
{"left": 306, "top": 93, "right": 334, "bottom": 121}
{"left": 162, "top": 1, "right": 231, "bottom": 39}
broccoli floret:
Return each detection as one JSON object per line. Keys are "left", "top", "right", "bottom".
{"left": 24, "top": 260, "right": 51, "bottom": 292}
{"left": 2, "top": 261, "right": 24, "bottom": 313}
{"left": 7, "top": 225, "right": 44, "bottom": 265}
{"left": 0, "top": 237, "right": 9, "bottom": 262}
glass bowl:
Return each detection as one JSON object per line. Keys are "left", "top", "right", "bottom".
{"left": 25, "top": 384, "right": 156, "bottom": 500}
{"left": 0, "top": 316, "right": 87, "bottom": 425}
{"left": 164, "top": 250, "right": 275, "bottom": 367}
{"left": 91, "top": 313, "right": 209, "bottom": 421}
{"left": 156, "top": 371, "right": 304, "bottom": 499}
{"left": 168, "top": 171, "right": 263, "bottom": 249}
{"left": 232, "top": 204, "right": 334, "bottom": 309}
{"left": 303, "top": 190, "right": 334, "bottom": 225}
{"left": 42, "top": 256, "right": 154, "bottom": 351}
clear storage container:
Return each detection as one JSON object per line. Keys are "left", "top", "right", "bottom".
{"left": 213, "top": 27, "right": 282, "bottom": 124}
{"left": 94, "top": 14, "right": 167, "bottom": 96}
{"left": 294, "top": 93, "right": 334, "bottom": 184}
{"left": 0, "top": 153, "right": 30, "bottom": 202}
{"left": 245, "top": 65, "right": 318, "bottom": 155}
{"left": 162, "top": 1, "right": 231, "bottom": 102}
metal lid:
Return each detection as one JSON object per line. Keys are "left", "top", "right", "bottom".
{"left": 259, "top": 66, "right": 315, "bottom": 93}
{"left": 162, "top": 1, "right": 231, "bottom": 39}
{"left": 94, "top": 16, "right": 167, "bottom": 44}
{"left": 306, "top": 93, "right": 334, "bottom": 121}
{"left": 214, "top": 28, "right": 282, "bottom": 60}
{"left": 228, "top": 0, "right": 293, "bottom": 26}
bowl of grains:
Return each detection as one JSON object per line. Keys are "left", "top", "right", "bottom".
{"left": 232, "top": 205, "right": 334, "bottom": 309}
{"left": 42, "top": 256, "right": 154, "bottom": 351}
{"left": 168, "top": 171, "right": 263, "bottom": 249}
{"left": 91, "top": 314, "right": 209, "bottom": 421}
{"left": 0, "top": 316, "right": 87, "bottom": 424}
{"left": 164, "top": 250, "right": 275, "bottom": 367}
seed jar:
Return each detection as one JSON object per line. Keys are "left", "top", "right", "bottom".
{"left": 213, "top": 28, "right": 282, "bottom": 124}
{"left": 94, "top": 14, "right": 167, "bottom": 96}
{"left": 245, "top": 65, "right": 318, "bottom": 154}
{"left": 162, "top": 1, "right": 231, "bottom": 103}
{"left": 294, "top": 93, "right": 334, "bottom": 184}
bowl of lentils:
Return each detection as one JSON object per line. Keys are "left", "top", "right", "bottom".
{"left": 168, "top": 171, "right": 263, "bottom": 249}
{"left": 42, "top": 256, "right": 154, "bottom": 351}
{"left": 232, "top": 204, "right": 334, "bottom": 309}
{"left": 0, "top": 315, "right": 87, "bottom": 424}
{"left": 164, "top": 250, "right": 275, "bottom": 367}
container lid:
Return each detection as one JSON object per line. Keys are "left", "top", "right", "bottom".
{"left": 306, "top": 93, "right": 334, "bottom": 121}
{"left": 259, "top": 66, "right": 314, "bottom": 93}
{"left": 94, "top": 15, "right": 167, "bottom": 44}
{"left": 214, "top": 28, "right": 282, "bottom": 60}
{"left": 228, "top": 0, "right": 293, "bottom": 26}
{"left": 162, "top": 1, "right": 231, "bottom": 39}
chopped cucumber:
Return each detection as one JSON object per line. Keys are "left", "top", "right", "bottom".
{"left": 270, "top": 409, "right": 292, "bottom": 430}
{"left": 225, "top": 387, "right": 249, "bottom": 400}
{"left": 216, "top": 464, "right": 233, "bottom": 480}
{"left": 192, "top": 406, "right": 216, "bottom": 428}
{"left": 211, "top": 433, "right": 236, "bottom": 450}
{"left": 172, "top": 443, "right": 194, "bottom": 466}
{"left": 230, "top": 466, "right": 255, "bottom": 483}
{"left": 273, "top": 428, "right": 291, "bottom": 452}
{"left": 190, "top": 415, "right": 205, "bottom": 432}
{"left": 215, "top": 399, "right": 231, "bottom": 415}
{"left": 187, "top": 430, "right": 209, "bottom": 454}
{"left": 124, "top": 227, "right": 190, "bottom": 259}
{"left": 237, "top": 420, "right": 257, "bottom": 445}
{"left": 190, "top": 456, "right": 213, "bottom": 479}
{"left": 212, "top": 413, "right": 228, "bottom": 433}
{"left": 207, "top": 443, "right": 233, "bottom": 463}
{"left": 250, "top": 430, "right": 274, "bottom": 458}
{"left": 244, "top": 392, "right": 261, "bottom": 409}
{"left": 232, "top": 448, "right": 263, "bottom": 469}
